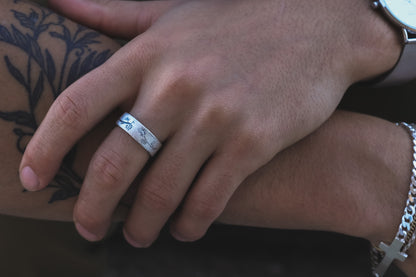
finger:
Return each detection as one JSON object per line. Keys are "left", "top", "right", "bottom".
{"left": 73, "top": 79, "right": 185, "bottom": 241}
{"left": 73, "top": 118, "right": 159, "bottom": 241}
{"left": 122, "top": 125, "right": 218, "bottom": 248}
{"left": 48, "top": 0, "right": 177, "bottom": 39}
{"left": 19, "top": 39, "right": 152, "bottom": 191}
{"left": 169, "top": 153, "right": 252, "bottom": 242}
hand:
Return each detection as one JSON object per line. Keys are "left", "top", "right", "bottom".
{"left": 20, "top": 0, "right": 400, "bottom": 247}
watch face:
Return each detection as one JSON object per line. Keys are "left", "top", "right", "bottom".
{"left": 381, "top": 0, "right": 416, "bottom": 32}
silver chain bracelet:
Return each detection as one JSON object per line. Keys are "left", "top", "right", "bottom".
{"left": 371, "top": 122, "right": 416, "bottom": 277}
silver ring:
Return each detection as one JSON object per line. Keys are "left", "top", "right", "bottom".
{"left": 116, "top": 112, "right": 162, "bottom": 156}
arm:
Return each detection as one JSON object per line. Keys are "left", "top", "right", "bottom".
{"left": 22, "top": 0, "right": 403, "bottom": 247}
{"left": 221, "top": 111, "right": 416, "bottom": 276}
{"left": 0, "top": 0, "right": 121, "bottom": 220}
{"left": 0, "top": 0, "right": 406, "bottom": 244}
{"left": 0, "top": 1, "right": 415, "bottom": 275}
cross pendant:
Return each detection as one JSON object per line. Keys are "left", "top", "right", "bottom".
{"left": 374, "top": 238, "right": 408, "bottom": 276}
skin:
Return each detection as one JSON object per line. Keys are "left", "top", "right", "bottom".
{"left": 0, "top": 0, "right": 121, "bottom": 219}
{"left": 19, "top": 0, "right": 402, "bottom": 248}
{"left": 1, "top": 0, "right": 415, "bottom": 275}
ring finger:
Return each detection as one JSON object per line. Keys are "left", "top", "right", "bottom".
{"left": 73, "top": 109, "right": 169, "bottom": 241}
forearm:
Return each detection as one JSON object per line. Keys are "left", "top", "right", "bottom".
{"left": 0, "top": 0, "right": 409, "bottom": 228}
{"left": 220, "top": 111, "right": 410, "bottom": 237}
{"left": 1, "top": 38, "right": 412, "bottom": 241}
{"left": 0, "top": 0, "right": 120, "bottom": 219}
{"left": 0, "top": 0, "right": 410, "bottom": 229}
{"left": 0, "top": 17, "right": 414, "bottom": 271}
{"left": 220, "top": 111, "right": 415, "bottom": 276}
{"left": 0, "top": 0, "right": 413, "bottom": 263}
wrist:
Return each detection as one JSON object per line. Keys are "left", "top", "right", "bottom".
{"left": 338, "top": 0, "right": 402, "bottom": 83}
{"left": 364, "top": 123, "right": 410, "bottom": 243}
{"left": 364, "top": 123, "right": 415, "bottom": 276}
{"left": 399, "top": 242, "right": 416, "bottom": 276}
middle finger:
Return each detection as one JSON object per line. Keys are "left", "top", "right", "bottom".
{"left": 123, "top": 119, "right": 219, "bottom": 247}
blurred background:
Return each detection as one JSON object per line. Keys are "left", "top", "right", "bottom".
{"left": 0, "top": 215, "right": 390, "bottom": 277}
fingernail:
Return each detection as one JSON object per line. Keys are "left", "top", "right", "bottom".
{"left": 123, "top": 228, "right": 150, "bottom": 248}
{"left": 171, "top": 231, "right": 188, "bottom": 242}
{"left": 75, "top": 222, "right": 100, "bottom": 242}
{"left": 20, "top": 166, "right": 40, "bottom": 191}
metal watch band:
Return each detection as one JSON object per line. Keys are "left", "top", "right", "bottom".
{"left": 378, "top": 30, "right": 416, "bottom": 86}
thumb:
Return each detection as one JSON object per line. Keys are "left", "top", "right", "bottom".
{"left": 48, "top": 0, "right": 176, "bottom": 39}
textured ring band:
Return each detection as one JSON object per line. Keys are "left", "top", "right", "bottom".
{"left": 116, "top": 112, "right": 162, "bottom": 156}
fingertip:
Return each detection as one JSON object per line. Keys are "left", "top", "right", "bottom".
{"left": 170, "top": 229, "right": 191, "bottom": 242}
{"left": 48, "top": 0, "right": 79, "bottom": 13}
{"left": 49, "top": 0, "right": 175, "bottom": 39}
{"left": 20, "top": 166, "right": 41, "bottom": 191}
{"left": 169, "top": 219, "right": 207, "bottom": 242}
{"left": 48, "top": 0, "right": 85, "bottom": 10}
{"left": 75, "top": 222, "right": 101, "bottom": 242}
{"left": 123, "top": 228, "right": 152, "bottom": 248}
{"left": 48, "top": 0, "right": 98, "bottom": 28}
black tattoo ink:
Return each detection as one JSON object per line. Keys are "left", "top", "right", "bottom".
{"left": 0, "top": 1, "right": 113, "bottom": 203}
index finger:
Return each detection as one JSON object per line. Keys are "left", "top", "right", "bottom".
{"left": 19, "top": 40, "right": 147, "bottom": 191}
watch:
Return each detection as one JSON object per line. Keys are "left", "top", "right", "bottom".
{"left": 372, "top": 0, "right": 416, "bottom": 86}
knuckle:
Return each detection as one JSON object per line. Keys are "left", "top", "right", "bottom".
{"left": 54, "top": 93, "right": 87, "bottom": 129}
{"left": 159, "top": 66, "right": 200, "bottom": 99}
{"left": 165, "top": 67, "right": 192, "bottom": 91}
{"left": 196, "top": 101, "right": 235, "bottom": 132}
{"left": 138, "top": 185, "right": 175, "bottom": 213}
{"left": 74, "top": 202, "right": 103, "bottom": 232}
{"left": 128, "top": 35, "right": 159, "bottom": 71}
{"left": 23, "top": 140, "right": 57, "bottom": 179}
{"left": 141, "top": 68, "right": 198, "bottom": 121}
{"left": 232, "top": 128, "right": 261, "bottom": 157}
{"left": 238, "top": 130, "right": 258, "bottom": 149}
{"left": 167, "top": 55, "right": 221, "bottom": 91}
{"left": 187, "top": 197, "right": 222, "bottom": 222}
{"left": 151, "top": 54, "right": 224, "bottom": 103}
{"left": 94, "top": 2, "right": 110, "bottom": 32}
{"left": 90, "top": 150, "right": 126, "bottom": 189}
{"left": 23, "top": 141, "right": 50, "bottom": 166}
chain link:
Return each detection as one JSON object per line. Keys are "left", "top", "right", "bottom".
{"left": 371, "top": 122, "right": 416, "bottom": 276}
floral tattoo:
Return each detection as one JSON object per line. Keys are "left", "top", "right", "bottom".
{"left": 0, "top": 1, "right": 113, "bottom": 203}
